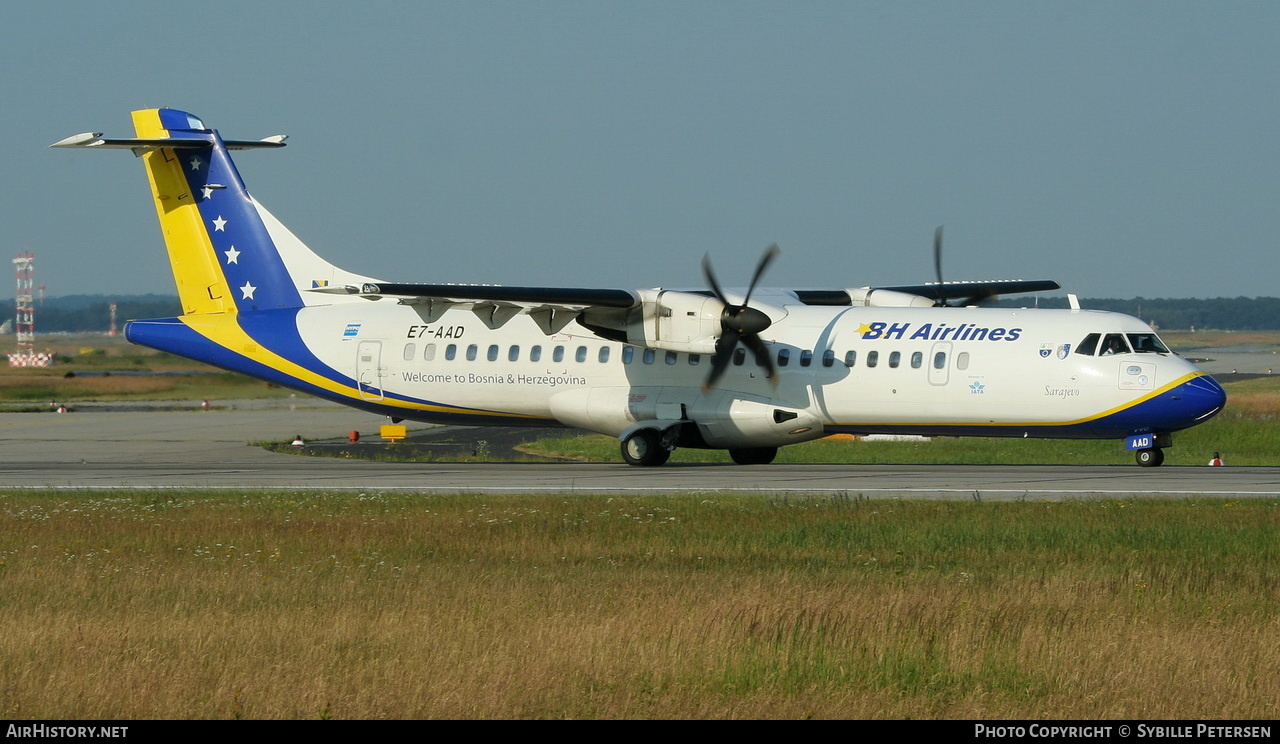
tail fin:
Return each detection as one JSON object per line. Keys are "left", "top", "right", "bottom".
{"left": 53, "top": 108, "right": 374, "bottom": 315}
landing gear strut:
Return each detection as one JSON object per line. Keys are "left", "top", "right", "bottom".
{"left": 1135, "top": 448, "right": 1165, "bottom": 467}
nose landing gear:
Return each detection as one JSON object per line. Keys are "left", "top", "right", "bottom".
{"left": 1135, "top": 448, "right": 1165, "bottom": 467}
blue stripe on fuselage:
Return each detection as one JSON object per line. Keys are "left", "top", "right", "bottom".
{"left": 124, "top": 314, "right": 532, "bottom": 423}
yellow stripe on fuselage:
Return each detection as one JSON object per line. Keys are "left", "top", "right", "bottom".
{"left": 132, "top": 109, "right": 233, "bottom": 316}
{"left": 177, "top": 314, "right": 537, "bottom": 418}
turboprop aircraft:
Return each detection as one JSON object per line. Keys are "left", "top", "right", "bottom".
{"left": 52, "top": 109, "right": 1226, "bottom": 467}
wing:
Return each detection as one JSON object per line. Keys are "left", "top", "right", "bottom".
{"left": 340, "top": 282, "right": 644, "bottom": 336}
{"left": 796, "top": 279, "right": 1061, "bottom": 307}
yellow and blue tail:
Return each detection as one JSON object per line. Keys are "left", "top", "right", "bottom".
{"left": 53, "top": 109, "right": 529, "bottom": 422}
{"left": 51, "top": 109, "right": 398, "bottom": 409}
{"left": 53, "top": 108, "right": 372, "bottom": 315}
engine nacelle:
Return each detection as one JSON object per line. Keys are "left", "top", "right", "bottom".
{"left": 689, "top": 394, "right": 826, "bottom": 448}
{"left": 624, "top": 289, "right": 723, "bottom": 355}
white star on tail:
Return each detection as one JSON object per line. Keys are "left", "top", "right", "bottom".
{"left": 189, "top": 157, "right": 203, "bottom": 171}
{"left": 240, "top": 282, "right": 256, "bottom": 300}
{"left": 202, "top": 186, "right": 215, "bottom": 200}
{"left": 224, "top": 246, "right": 240, "bottom": 264}
{"left": 212, "top": 216, "right": 227, "bottom": 231}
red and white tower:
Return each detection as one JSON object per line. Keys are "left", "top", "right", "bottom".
{"left": 9, "top": 252, "right": 53, "bottom": 367}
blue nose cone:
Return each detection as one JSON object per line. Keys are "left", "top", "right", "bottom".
{"left": 1177, "top": 374, "right": 1227, "bottom": 426}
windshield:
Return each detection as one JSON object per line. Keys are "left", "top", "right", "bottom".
{"left": 1100, "top": 333, "right": 1130, "bottom": 356}
{"left": 1127, "top": 333, "right": 1170, "bottom": 353}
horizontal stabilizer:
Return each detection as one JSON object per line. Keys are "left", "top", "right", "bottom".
{"left": 51, "top": 134, "right": 287, "bottom": 151}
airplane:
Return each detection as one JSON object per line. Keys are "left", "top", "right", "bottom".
{"left": 52, "top": 108, "right": 1226, "bottom": 468}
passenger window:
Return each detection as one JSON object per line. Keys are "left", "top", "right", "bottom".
{"left": 553, "top": 346, "right": 565, "bottom": 363}
{"left": 800, "top": 350, "right": 813, "bottom": 367}
{"left": 487, "top": 344, "right": 499, "bottom": 362}
{"left": 598, "top": 347, "right": 610, "bottom": 363}
{"left": 822, "top": 350, "right": 835, "bottom": 368}
{"left": 778, "top": 349, "right": 791, "bottom": 367}
{"left": 1100, "top": 334, "right": 1130, "bottom": 356}
{"left": 888, "top": 351, "right": 901, "bottom": 368}
{"left": 867, "top": 351, "right": 879, "bottom": 368}
{"left": 733, "top": 348, "right": 746, "bottom": 365}
{"left": 688, "top": 354, "right": 700, "bottom": 366}
{"left": 643, "top": 349, "right": 656, "bottom": 364}
{"left": 466, "top": 344, "right": 478, "bottom": 361}
{"left": 575, "top": 346, "right": 587, "bottom": 363}
{"left": 403, "top": 343, "right": 416, "bottom": 361}
{"left": 910, "top": 351, "right": 923, "bottom": 369}
{"left": 424, "top": 343, "right": 436, "bottom": 362}
{"left": 622, "top": 347, "right": 634, "bottom": 364}
{"left": 1076, "top": 333, "right": 1100, "bottom": 356}
{"left": 957, "top": 352, "right": 970, "bottom": 370}
{"left": 508, "top": 345, "right": 520, "bottom": 362}
{"left": 844, "top": 350, "right": 857, "bottom": 367}
{"left": 933, "top": 351, "right": 946, "bottom": 369}
{"left": 665, "top": 351, "right": 678, "bottom": 365}
{"left": 445, "top": 344, "right": 457, "bottom": 361}
{"left": 530, "top": 345, "right": 542, "bottom": 363}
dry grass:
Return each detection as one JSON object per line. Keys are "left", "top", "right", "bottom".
{"left": 0, "top": 335, "right": 293, "bottom": 404}
{"left": 1, "top": 492, "right": 1276, "bottom": 719}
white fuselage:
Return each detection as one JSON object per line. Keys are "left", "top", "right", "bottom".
{"left": 289, "top": 297, "right": 1216, "bottom": 448}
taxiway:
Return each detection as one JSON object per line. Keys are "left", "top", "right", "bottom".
{"left": 1, "top": 399, "right": 1277, "bottom": 499}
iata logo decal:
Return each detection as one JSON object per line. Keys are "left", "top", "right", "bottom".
{"left": 856, "top": 322, "right": 1022, "bottom": 342}
{"left": 969, "top": 381, "right": 986, "bottom": 394}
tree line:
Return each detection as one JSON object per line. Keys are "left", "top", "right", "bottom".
{"left": 3, "top": 295, "right": 180, "bottom": 334}
{"left": 4, "top": 294, "right": 1280, "bottom": 333}
{"left": 995, "top": 296, "right": 1280, "bottom": 331}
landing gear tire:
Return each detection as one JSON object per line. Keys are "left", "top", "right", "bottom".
{"left": 1136, "top": 448, "right": 1165, "bottom": 467}
{"left": 621, "top": 429, "right": 671, "bottom": 467}
{"left": 729, "top": 447, "right": 778, "bottom": 465}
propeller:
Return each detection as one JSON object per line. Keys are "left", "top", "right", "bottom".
{"left": 701, "top": 244, "right": 780, "bottom": 391}
{"left": 931, "top": 226, "right": 996, "bottom": 307}
{"left": 932, "top": 225, "right": 947, "bottom": 306}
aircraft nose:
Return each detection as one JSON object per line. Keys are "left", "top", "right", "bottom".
{"left": 1176, "top": 374, "right": 1227, "bottom": 425}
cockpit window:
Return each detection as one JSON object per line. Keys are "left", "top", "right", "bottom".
{"left": 1099, "top": 333, "right": 1131, "bottom": 356}
{"left": 1076, "top": 333, "right": 1100, "bottom": 356}
{"left": 1127, "top": 333, "right": 1169, "bottom": 353}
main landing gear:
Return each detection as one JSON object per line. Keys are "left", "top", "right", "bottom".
{"left": 620, "top": 429, "right": 671, "bottom": 467}
{"left": 619, "top": 429, "right": 779, "bottom": 467}
{"left": 1135, "top": 448, "right": 1165, "bottom": 467}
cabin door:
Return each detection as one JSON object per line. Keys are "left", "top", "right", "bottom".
{"left": 357, "top": 340, "right": 384, "bottom": 400}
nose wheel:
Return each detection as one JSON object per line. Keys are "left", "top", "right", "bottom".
{"left": 1135, "top": 448, "right": 1165, "bottom": 467}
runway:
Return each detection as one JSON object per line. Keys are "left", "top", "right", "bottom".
{"left": 2, "top": 399, "right": 1278, "bottom": 499}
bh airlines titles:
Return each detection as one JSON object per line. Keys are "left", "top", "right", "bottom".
{"left": 859, "top": 321, "right": 1021, "bottom": 342}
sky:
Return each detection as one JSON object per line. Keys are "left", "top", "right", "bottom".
{"left": 1, "top": 1, "right": 1276, "bottom": 301}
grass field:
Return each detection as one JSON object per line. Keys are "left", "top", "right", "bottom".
{"left": 3, "top": 332, "right": 1278, "bottom": 719}
{"left": 0, "top": 334, "right": 293, "bottom": 407}
{"left": 0, "top": 492, "right": 1276, "bottom": 719}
